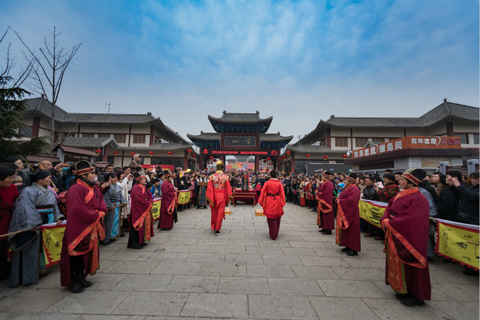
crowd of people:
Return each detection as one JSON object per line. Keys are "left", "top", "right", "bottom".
{"left": 0, "top": 155, "right": 478, "bottom": 306}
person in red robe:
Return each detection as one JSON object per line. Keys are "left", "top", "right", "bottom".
{"left": 258, "top": 171, "right": 286, "bottom": 240}
{"left": 158, "top": 170, "right": 176, "bottom": 230}
{"left": 0, "top": 166, "right": 19, "bottom": 280}
{"left": 206, "top": 160, "right": 232, "bottom": 234}
{"left": 60, "top": 161, "right": 106, "bottom": 293}
{"left": 128, "top": 174, "right": 153, "bottom": 249}
{"left": 336, "top": 173, "right": 361, "bottom": 256}
{"left": 317, "top": 172, "right": 334, "bottom": 235}
{"left": 381, "top": 169, "right": 431, "bottom": 306}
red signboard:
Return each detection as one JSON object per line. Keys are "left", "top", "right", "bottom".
{"left": 353, "top": 136, "right": 462, "bottom": 159}
{"left": 211, "top": 150, "right": 270, "bottom": 156}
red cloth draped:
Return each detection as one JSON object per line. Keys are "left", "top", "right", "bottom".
{"left": 382, "top": 188, "right": 431, "bottom": 301}
{"left": 317, "top": 180, "right": 334, "bottom": 230}
{"left": 158, "top": 180, "right": 176, "bottom": 230}
{"left": 258, "top": 178, "right": 286, "bottom": 219}
{"left": 206, "top": 171, "right": 232, "bottom": 232}
{"left": 61, "top": 181, "right": 106, "bottom": 287}
{"left": 0, "top": 185, "right": 18, "bottom": 235}
{"left": 336, "top": 184, "right": 361, "bottom": 252}
{"left": 0, "top": 185, "right": 18, "bottom": 269}
{"left": 130, "top": 184, "right": 153, "bottom": 243}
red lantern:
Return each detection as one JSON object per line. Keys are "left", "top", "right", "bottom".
{"left": 167, "top": 151, "right": 173, "bottom": 155}
{"left": 306, "top": 153, "right": 311, "bottom": 158}
{"left": 209, "top": 155, "right": 214, "bottom": 159}
{"left": 267, "top": 157, "right": 271, "bottom": 161}
{"left": 130, "top": 151, "right": 135, "bottom": 156}
{"left": 286, "top": 150, "right": 291, "bottom": 156}
{"left": 343, "top": 154, "right": 348, "bottom": 159}
{"left": 148, "top": 151, "right": 154, "bottom": 156}
{"left": 95, "top": 149, "right": 101, "bottom": 154}
{"left": 113, "top": 151, "right": 119, "bottom": 156}
{"left": 323, "top": 155, "right": 329, "bottom": 160}
{"left": 203, "top": 148, "right": 208, "bottom": 155}
{"left": 271, "top": 150, "right": 278, "bottom": 156}
{"left": 187, "top": 148, "right": 193, "bottom": 153}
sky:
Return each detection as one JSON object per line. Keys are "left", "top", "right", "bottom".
{"left": 0, "top": 0, "right": 478, "bottom": 142}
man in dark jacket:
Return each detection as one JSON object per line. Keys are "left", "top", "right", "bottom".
{"left": 361, "top": 176, "right": 379, "bottom": 237}
{"left": 448, "top": 171, "right": 479, "bottom": 225}
{"left": 432, "top": 172, "right": 458, "bottom": 221}
{"left": 362, "top": 176, "right": 378, "bottom": 201}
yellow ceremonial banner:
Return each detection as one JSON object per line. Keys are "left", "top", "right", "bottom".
{"left": 151, "top": 200, "right": 161, "bottom": 220}
{"left": 436, "top": 219, "right": 479, "bottom": 270}
{"left": 358, "top": 200, "right": 386, "bottom": 229}
{"left": 177, "top": 191, "right": 191, "bottom": 205}
{"left": 41, "top": 225, "right": 66, "bottom": 268}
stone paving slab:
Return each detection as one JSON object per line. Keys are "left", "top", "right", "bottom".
{"left": 0, "top": 203, "right": 477, "bottom": 319}
{"left": 181, "top": 293, "right": 248, "bottom": 318}
{"left": 112, "top": 292, "right": 188, "bottom": 316}
{"left": 248, "top": 294, "right": 318, "bottom": 319}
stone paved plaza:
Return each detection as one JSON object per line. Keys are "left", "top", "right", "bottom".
{"left": 0, "top": 203, "right": 478, "bottom": 320}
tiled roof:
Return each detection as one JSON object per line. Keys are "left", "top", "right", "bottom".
{"left": 119, "top": 143, "right": 190, "bottom": 151}
{"left": 326, "top": 100, "right": 478, "bottom": 128}
{"left": 56, "top": 146, "right": 98, "bottom": 156}
{"left": 187, "top": 132, "right": 293, "bottom": 143}
{"left": 208, "top": 112, "right": 273, "bottom": 124}
{"left": 296, "top": 99, "right": 478, "bottom": 145}
{"left": 22, "top": 97, "right": 189, "bottom": 144}
{"left": 62, "top": 136, "right": 118, "bottom": 148}
{"left": 24, "top": 98, "right": 155, "bottom": 123}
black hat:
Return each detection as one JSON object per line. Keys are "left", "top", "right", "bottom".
{"left": 410, "top": 169, "right": 426, "bottom": 181}
{"left": 32, "top": 170, "right": 50, "bottom": 182}
{"left": 348, "top": 172, "right": 358, "bottom": 179}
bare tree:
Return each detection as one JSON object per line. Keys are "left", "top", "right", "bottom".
{"left": 13, "top": 25, "right": 81, "bottom": 144}
{"left": 0, "top": 27, "right": 32, "bottom": 90}
{"left": 0, "top": 28, "right": 46, "bottom": 161}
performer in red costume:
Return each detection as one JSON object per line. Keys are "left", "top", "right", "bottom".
{"left": 0, "top": 166, "right": 19, "bottom": 279}
{"left": 60, "top": 161, "right": 106, "bottom": 293}
{"left": 128, "top": 174, "right": 154, "bottom": 249}
{"left": 206, "top": 160, "right": 232, "bottom": 234}
{"left": 158, "top": 170, "right": 176, "bottom": 230}
{"left": 381, "top": 169, "right": 431, "bottom": 307}
{"left": 258, "top": 171, "right": 286, "bottom": 240}
{"left": 316, "top": 171, "right": 334, "bottom": 235}
{"left": 336, "top": 172, "right": 361, "bottom": 256}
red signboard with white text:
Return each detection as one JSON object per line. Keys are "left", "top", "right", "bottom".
{"left": 352, "top": 136, "right": 461, "bottom": 159}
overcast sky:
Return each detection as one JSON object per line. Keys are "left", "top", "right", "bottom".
{"left": 1, "top": 0, "right": 478, "bottom": 141}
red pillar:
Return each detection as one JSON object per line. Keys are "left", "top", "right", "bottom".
{"left": 102, "top": 146, "right": 108, "bottom": 162}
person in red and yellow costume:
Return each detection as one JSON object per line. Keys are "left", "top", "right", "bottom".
{"left": 316, "top": 171, "right": 334, "bottom": 235}
{"left": 158, "top": 170, "right": 176, "bottom": 230}
{"left": 128, "top": 174, "right": 154, "bottom": 249}
{"left": 60, "top": 161, "right": 106, "bottom": 293}
{"left": 336, "top": 172, "right": 361, "bottom": 256}
{"left": 381, "top": 169, "right": 431, "bottom": 306}
{"left": 206, "top": 160, "right": 232, "bottom": 234}
{"left": 258, "top": 170, "right": 286, "bottom": 240}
